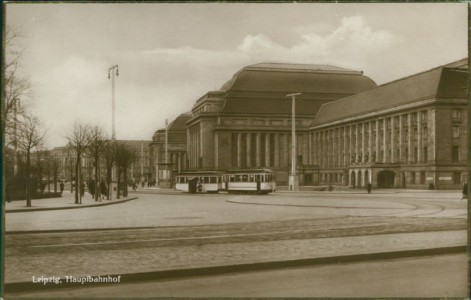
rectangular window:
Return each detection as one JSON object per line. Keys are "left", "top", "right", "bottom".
{"left": 453, "top": 172, "right": 461, "bottom": 184}
{"left": 452, "top": 126, "right": 460, "bottom": 138}
{"left": 410, "top": 172, "right": 416, "bottom": 184}
{"left": 423, "top": 147, "right": 428, "bottom": 162}
{"left": 414, "top": 148, "right": 418, "bottom": 162}
{"left": 452, "top": 109, "right": 462, "bottom": 120}
{"left": 420, "top": 172, "right": 426, "bottom": 184}
{"left": 452, "top": 146, "right": 460, "bottom": 162}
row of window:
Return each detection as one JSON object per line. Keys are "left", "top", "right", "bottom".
{"left": 222, "top": 174, "right": 275, "bottom": 183}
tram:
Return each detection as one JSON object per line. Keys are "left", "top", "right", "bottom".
{"left": 175, "top": 171, "right": 222, "bottom": 193}
{"left": 222, "top": 169, "right": 276, "bottom": 194}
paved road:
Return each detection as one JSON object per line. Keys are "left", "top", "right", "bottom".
{"left": 5, "top": 190, "right": 466, "bottom": 232}
{"left": 4, "top": 191, "right": 467, "bottom": 298}
{"left": 8, "top": 254, "right": 467, "bottom": 298}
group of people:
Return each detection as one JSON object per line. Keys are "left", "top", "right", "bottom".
{"left": 83, "top": 179, "right": 109, "bottom": 201}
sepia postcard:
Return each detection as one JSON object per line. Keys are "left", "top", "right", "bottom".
{"left": 2, "top": 2, "right": 469, "bottom": 299}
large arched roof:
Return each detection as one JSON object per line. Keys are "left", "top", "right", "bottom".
{"left": 219, "top": 63, "right": 377, "bottom": 116}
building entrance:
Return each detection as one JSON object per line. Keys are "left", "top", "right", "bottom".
{"left": 377, "top": 170, "right": 395, "bottom": 188}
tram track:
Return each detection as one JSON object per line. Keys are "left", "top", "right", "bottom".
{"left": 6, "top": 216, "right": 466, "bottom": 255}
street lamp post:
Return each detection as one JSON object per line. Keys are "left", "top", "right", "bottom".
{"left": 287, "top": 93, "right": 301, "bottom": 191}
{"left": 108, "top": 65, "right": 119, "bottom": 140}
{"left": 108, "top": 65, "right": 119, "bottom": 198}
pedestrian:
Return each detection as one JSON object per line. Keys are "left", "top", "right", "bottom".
{"left": 80, "top": 181, "right": 85, "bottom": 197}
{"left": 461, "top": 183, "right": 468, "bottom": 201}
{"left": 367, "top": 182, "right": 372, "bottom": 194}
{"left": 90, "top": 180, "right": 96, "bottom": 200}
{"left": 60, "top": 181, "right": 64, "bottom": 194}
{"left": 100, "top": 180, "right": 107, "bottom": 199}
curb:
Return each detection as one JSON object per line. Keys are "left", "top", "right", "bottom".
{"left": 5, "top": 197, "right": 137, "bottom": 213}
{"left": 4, "top": 245, "right": 466, "bottom": 293}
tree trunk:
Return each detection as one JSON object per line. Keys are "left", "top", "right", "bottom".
{"left": 107, "top": 166, "right": 112, "bottom": 200}
{"left": 124, "top": 168, "right": 128, "bottom": 197}
{"left": 26, "top": 151, "right": 31, "bottom": 207}
{"left": 75, "top": 157, "right": 80, "bottom": 204}
{"left": 47, "top": 169, "right": 51, "bottom": 192}
{"left": 94, "top": 159, "right": 99, "bottom": 201}
{"left": 117, "top": 170, "right": 121, "bottom": 199}
{"left": 53, "top": 166, "right": 58, "bottom": 193}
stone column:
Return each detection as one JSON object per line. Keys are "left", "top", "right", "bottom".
{"left": 362, "top": 123, "right": 366, "bottom": 163}
{"left": 390, "top": 117, "right": 395, "bottom": 163}
{"left": 407, "top": 114, "right": 412, "bottom": 163}
{"left": 349, "top": 126, "right": 354, "bottom": 164}
{"left": 237, "top": 133, "right": 242, "bottom": 168}
{"left": 274, "top": 133, "right": 280, "bottom": 167}
{"left": 246, "top": 133, "right": 252, "bottom": 167}
{"left": 368, "top": 122, "right": 373, "bottom": 162}
{"left": 284, "top": 134, "right": 289, "bottom": 167}
{"left": 256, "top": 133, "right": 261, "bottom": 167}
{"left": 356, "top": 125, "right": 360, "bottom": 163}
{"left": 343, "top": 127, "right": 348, "bottom": 167}
{"left": 265, "top": 133, "right": 270, "bottom": 167}
{"left": 399, "top": 115, "right": 403, "bottom": 163}
{"left": 375, "top": 120, "right": 380, "bottom": 163}
{"left": 383, "top": 118, "right": 387, "bottom": 163}
{"left": 418, "top": 112, "right": 422, "bottom": 162}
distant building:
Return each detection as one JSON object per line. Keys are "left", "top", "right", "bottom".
{"left": 51, "top": 139, "right": 152, "bottom": 184}
{"left": 150, "top": 113, "right": 191, "bottom": 184}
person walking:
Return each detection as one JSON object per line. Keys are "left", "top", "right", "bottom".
{"left": 461, "top": 183, "right": 468, "bottom": 201}
{"left": 367, "top": 182, "right": 372, "bottom": 194}
{"left": 100, "top": 180, "right": 107, "bottom": 200}
{"left": 60, "top": 181, "right": 64, "bottom": 194}
{"left": 80, "top": 181, "right": 85, "bottom": 198}
{"left": 90, "top": 179, "right": 96, "bottom": 201}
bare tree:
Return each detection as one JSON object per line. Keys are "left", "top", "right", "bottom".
{"left": 87, "top": 126, "right": 108, "bottom": 201}
{"left": 3, "top": 27, "right": 30, "bottom": 149}
{"left": 66, "top": 123, "right": 91, "bottom": 204}
{"left": 16, "top": 114, "right": 46, "bottom": 207}
{"left": 115, "top": 142, "right": 138, "bottom": 198}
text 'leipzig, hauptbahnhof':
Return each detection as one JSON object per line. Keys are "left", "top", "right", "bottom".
{"left": 151, "top": 58, "right": 468, "bottom": 190}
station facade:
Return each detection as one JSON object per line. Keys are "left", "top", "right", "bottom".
{"left": 154, "top": 59, "right": 468, "bottom": 189}
{"left": 310, "top": 59, "right": 468, "bottom": 189}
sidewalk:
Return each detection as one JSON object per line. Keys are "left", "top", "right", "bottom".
{"left": 5, "top": 192, "right": 137, "bottom": 213}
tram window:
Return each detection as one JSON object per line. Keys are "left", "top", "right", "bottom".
{"left": 249, "top": 175, "right": 254, "bottom": 182}
{"left": 255, "top": 175, "right": 260, "bottom": 182}
{"left": 267, "top": 175, "right": 272, "bottom": 181}
{"left": 242, "top": 175, "right": 248, "bottom": 182}
{"left": 210, "top": 177, "right": 216, "bottom": 183}
{"left": 235, "top": 175, "right": 242, "bottom": 182}
{"left": 230, "top": 176, "right": 235, "bottom": 182}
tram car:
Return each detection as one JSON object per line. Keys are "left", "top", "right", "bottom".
{"left": 222, "top": 169, "right": 276, "bottom": 194}
{"left": 175, "top": 171, "right": 222, "bottom": 193}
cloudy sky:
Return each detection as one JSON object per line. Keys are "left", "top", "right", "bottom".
{"left": 5, "top": 3, "right": 467, "bottom": 148}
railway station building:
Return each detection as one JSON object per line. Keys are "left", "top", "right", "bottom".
{"left": 186, "top": 63, "right": 378, "bottom": 184}
{"left": 155, "top": 59, "right": 468, "bottom": 189}
{"left": 310, "top": 59, "right": 468, "bottom": 190}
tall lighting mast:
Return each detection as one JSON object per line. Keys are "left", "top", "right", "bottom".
{"left": 287, "top": 93, "right": 301, "bottom": 191}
